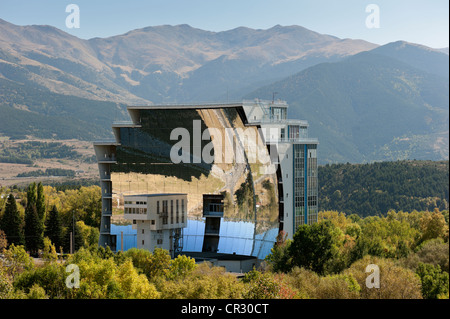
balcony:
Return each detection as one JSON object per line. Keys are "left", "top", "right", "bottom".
{"left": 203, "top": 203, "right": 224, "bottom": 217}
{"left": 204, "top": 226, "right": 220, "bottom": 236}
{"left": 100, "top": 171, "right": 111, "bottom": 180}
{"left": 97, "top": 155, "right": 117, "bottom": 163}
{"left": 100, "top": 224, "right": 111, "bottom": 234}
{"left": 112, "top": 121, "right": 142, "bottom": 128}
{"left": 264, "top": 137, "right": 319, "bottom": 144}
{"left": 102, "top": 210, "right": 112, "bottom": 216}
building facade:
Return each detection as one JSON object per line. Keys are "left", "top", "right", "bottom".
{"left": 123, "top": 193, "right": 187, "bottom": 257}
{"left": 94, "top": 99, "right": 318, "bottom": 259}
{"left": 242, "top": 99, "right": 319, "bottom": 236}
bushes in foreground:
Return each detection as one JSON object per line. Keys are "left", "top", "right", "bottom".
{"left": 1, "top": 209, "right": 448, "bottom": 299}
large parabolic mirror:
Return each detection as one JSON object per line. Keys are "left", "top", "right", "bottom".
{"left": 110, "top": 106, "right": 279, "bottom": 259}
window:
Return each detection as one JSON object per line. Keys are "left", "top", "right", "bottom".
{"left": 162, "top": 200, "right": 168, "bottom": 224}
{"left": 151, "top": 220, "right": 155, "bottom": 225}
{"left": 142, "top": 229, "right": 144, "bottom": 234}
{"left": 157, "top": 201, "right": 160, "bottom": 214}
{"left": 171, "top": 200, "right": 174, "bottom": 224}
{"left": 289, "top": 125, "right": 300, "bottom": 139}
{"left": 176, "top": 199, "right": 179, "bottom": 223}
{"left": 157, "top": 239, "right": 163, "bottom": 245}
{"left": 181, "top": 199, "right": 185, "bottom": 223}
{"left": 142, "top": 240, "right": 144, "bottom": 245}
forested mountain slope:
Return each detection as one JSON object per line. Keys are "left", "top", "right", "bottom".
{"left": 319, "top": 160, "right": 449, "bottom": 216}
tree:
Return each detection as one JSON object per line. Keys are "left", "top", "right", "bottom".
{"left": 26, "top": 284, "right": 49, "bottom": 299}
{"left": 0, "top": 230, "right": 7, "bottom": 252}
{"left": 13, "top": 261, "right": 66, "bottom": 299}
{"left": 147, "top": 248, "right": 171, "bottom": 280}
{"left": 160, "top": 262, "right": 243, "bottom": 299}
{"left": 24, "top": 204, "right": 44, "bottom": 256}
{"left": 36, "top": 182, "right": 46, "bottom": 222}
{"left": 242, "top": 270, "right": 281, "bottom": 299}
{"left": 344, "top": 255, "right": 422, "bottom": 299}
{"left": 24, "top": 183, "right": 44, "bottom": 255}
{"left": 115, "top": 260, "right": 160, "bottom": 299}
{"left": 0, "top": 194, "right": 24, "bottom": 247}
{"left": 419, "top": 209, "right": 448, "bottom": 243}
{"left": 400, "top": 238, "right": 449, "bottom": 273}
{"left": 60, "top": 186, "right": 102, "bottom": 228}
{"left": 44, "top": 205, "right": 63, "bottom": 250}
{"left": 167, "top": 254, "right": 197, "bottom": 280}
{"left": 77, "top": 221, "right": 99, "bottom": 248}
{"left": 288, "top": 221, "right": 338, "bottom": 275}
{"left": 265, "top": 231, "right": 292, "bottom": 273}
{"left": 2, "top": 244, "right": 34, "bottom": 280}
{"left": 0, "top": 262, "right": 14, "bottom": 299}
{"left": 416, "top": 263, "right": 449, "bottom": 299}
{"left": 62, "top": 213, "right": 83, "bottom": 253}
{"left": 26, "top": 182, "right": 37, "bottom": 208}
{"left": 42, "top": 237, "right": 58, "bottom": 264}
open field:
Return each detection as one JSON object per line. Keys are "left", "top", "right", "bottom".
{"left": 0, "top": 138, "right": 98, "bottom": 188}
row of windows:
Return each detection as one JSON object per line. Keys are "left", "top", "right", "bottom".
{"left": 124, "top": 207, "right": 147, "bottom": 214}
{"left": 157, "top": 199, "right": 185, "bottom": 225}
{"left": 293, "top": 144, "right": 318, "bottom": 230}
{"left": 124, "top": 201, "right": 147, "bottom": 205}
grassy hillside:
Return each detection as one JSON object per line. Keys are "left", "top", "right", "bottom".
{"left": 0, "top": 78, "right": 127, "bottom": 140}
{"left": 319, "top": 160, "right": 449, "bottom": 216}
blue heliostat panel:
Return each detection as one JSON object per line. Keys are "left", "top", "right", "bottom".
{"left": 110, "top": 224, "right": 137, "bottom": 251}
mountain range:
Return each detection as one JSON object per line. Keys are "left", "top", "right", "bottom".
{"left": 0, "top": 18, "right": 448, "bottom": 163}
{"left": 246, "top": 47, "right": 448, "bottom": 163}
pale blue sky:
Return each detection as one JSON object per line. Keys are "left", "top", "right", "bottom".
{"left": 0, "top": 0, "right": 448, "bottom": 48}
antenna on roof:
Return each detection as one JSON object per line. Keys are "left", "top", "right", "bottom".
{"left": 272, "top": 92, "right": 278, "bottom": 103}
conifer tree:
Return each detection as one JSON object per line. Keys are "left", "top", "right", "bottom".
{"left": 36, "top": 182, "right": 46, "bottom": 222}
{"left": 0, "top": 194, "right": 24, "bottom": 247}
{"left": 26, "top": 182, "right": 37, "bottom": 208}
{"left": 45, "top": 205, "right": 63, "bottom": 250}
{"left": 24, "top": 183, "right": 44, "bottom": 256}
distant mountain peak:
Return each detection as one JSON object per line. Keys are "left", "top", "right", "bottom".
{"left": 371, "top": 40, "right": 449, "bottom": 78}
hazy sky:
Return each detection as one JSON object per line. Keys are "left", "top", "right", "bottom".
{"left": 0, "top": 0, "right": 448, "bottom": 48}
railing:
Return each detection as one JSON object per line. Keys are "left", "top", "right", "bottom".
{"left": 128, "top": 101, "right": 243, "bottom": 109}
{"left": 264, "top": 137, "right": 319, "bottom": 144}
{"left": 252, "top": 118, "right": 309, "bottom": 126}
{"left": 102, "top": 210, "right": 112, "bottom": 216}
{"left": 112, "top": 121, "right": 141, "bottom": 127}
{"left": 98, "top": 155, "right": 117, "bottom": 162}
{"left": 100, "top": 224, "right": 111, "bottom": 234}
{"left": 112, "top": 120, "right": 135, "bottom": 125}
{"left": 203, "top": 203, "right": 224, "bottom": 217}
{"left": 204, "top": 226, "right": 220, "bottom": 235}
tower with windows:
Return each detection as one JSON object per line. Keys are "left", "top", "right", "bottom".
{"left": 243, "top": 99, "right": 318, "bottom": 238}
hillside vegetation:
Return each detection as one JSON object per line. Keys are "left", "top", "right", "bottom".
{"left": 0, "top": 78, "right": 126, "bottom": 140}
{"left": 247, "top": 51, "right": 449, "bottom": 164}
{"left": 319, "top": 160, "right": 449, "bottom": 216}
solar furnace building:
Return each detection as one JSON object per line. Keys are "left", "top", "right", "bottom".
{"left": 94, "top": 99, "right": 318, "bottom": 260}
